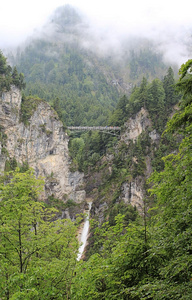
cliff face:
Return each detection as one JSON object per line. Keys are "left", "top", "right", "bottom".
{"left": 121, "top": 108, "right": 154, "bottom": 143}
{"left": 87, "top": 107, "right": 160, "bottom": 221}
{"left": 121, "top": 179, "right": 144, "bottom": 210}
{"left": 120, "top": 108, "right": 160, "bottom": 210}
{"left": 0, "top": 86, "right": 85, "bottom": 203}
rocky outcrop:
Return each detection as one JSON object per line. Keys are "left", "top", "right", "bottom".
{"left": 0, "top": 86, "right": 85, "bottom": 203}
{"left": 121, "top": 108, "right": 151, "bottom": 143}
{"left": 121, "top": 179, "right": 144, "bottom": 211}
{"left": 0, "top": 86, "right": 22, "bottom": 128}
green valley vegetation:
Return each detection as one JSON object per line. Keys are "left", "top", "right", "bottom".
{"left": 0, "top": 168, "right": 79, "bottom": 299}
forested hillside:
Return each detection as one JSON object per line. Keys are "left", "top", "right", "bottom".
{"left": 9, "top": 5, "right": 169, "bottom": 127}
{"left": 70, "top": 59, "right": 192, "bottom": 300}
{"left": 69, "top": 66, "right": 179, "bottom": 175}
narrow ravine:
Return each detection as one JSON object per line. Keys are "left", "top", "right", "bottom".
{"left": 77, "top": 201, "right": 92, "bottom": 261}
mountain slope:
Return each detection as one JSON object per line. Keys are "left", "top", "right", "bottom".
{"left": 9, "top": 5, "right": 169, "bottom": 127}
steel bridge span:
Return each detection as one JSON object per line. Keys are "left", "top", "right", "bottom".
{"left": 67, "top": 126, "right": 121, "bottom": 135}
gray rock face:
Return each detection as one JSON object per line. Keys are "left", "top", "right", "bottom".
{"left": 149, "top": 129, "right": 160, "bottom": 142}
{"left": 120, "top": 108, "right": 154, "bottom": 210}
{"left": 121, "top": 108, "right": 151, "bottom": 143}
{"left": 121, "top": 179, "right": 144, "bottom": 211}
{"left": 0, "top": 86, "right": 85, "bottom": 203}
{"left": 0, "top": 86, "right": 21, "bottom": 128}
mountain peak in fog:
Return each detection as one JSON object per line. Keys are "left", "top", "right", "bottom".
{"left": 50, "top": 5, "right": 83, "bottom": 33}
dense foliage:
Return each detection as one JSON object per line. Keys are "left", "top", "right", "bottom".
{"left": 109, "top": 67, "right": 179, "bottom": 133}
{"left": 0, "top": 51, "right": 25, "bottom": 92}
{"left": 13, "top": 39, "right": 119, "bottom": 127}
{"left": 69, "top": 59, "right": 192, "bottom": 299}
{"left": 69, "top": 67, "right": 179, "bottom": 174}
{"left": 129, "top": 48, "right": 166, "bottom": 80}
{"left": 0, "top": 169, "right": 79, "bottom": 299}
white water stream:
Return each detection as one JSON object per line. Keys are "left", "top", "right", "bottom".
{"left": 77, "top": 201, "right": 92, "bottom": 261}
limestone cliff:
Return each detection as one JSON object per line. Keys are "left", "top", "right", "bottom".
{"left": 0, "top": 86, "right": 85, "bottom": 203}
{"left": 120, "top": 108, "right": 160, "bottom": 210}
{"left": 121, "top": 179, "right": 144, "bottom": 210}
{"left": 86, "top": 107, "right": 160, "bottom": 221}
{"left": 121, "top": 107, "right": 160, "bottom": 144}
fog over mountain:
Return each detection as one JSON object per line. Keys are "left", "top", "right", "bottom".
{"left": 1, "top": 1, "right": 192, "bottom": 66}
{"left": 43, "top": 5, "right": 192, "bottom": 67}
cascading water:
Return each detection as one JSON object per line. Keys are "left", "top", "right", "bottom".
{"left": 77, "top": 201, "right": 92, "bottom": 261}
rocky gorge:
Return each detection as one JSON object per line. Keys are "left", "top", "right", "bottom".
{"left": 0, "top": 85, "right": 165, "bottom": 224}
{"left": 0, "top": 83, "right": 177, "bottom": 263}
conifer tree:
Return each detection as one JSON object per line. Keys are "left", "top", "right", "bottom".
{"left": 163, "top": 66, "right": 177, "bottom": 106}
{"left": 0, "top": 50, "right": 7, "bottom": 75}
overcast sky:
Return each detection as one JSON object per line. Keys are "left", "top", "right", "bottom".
{"left": 1, "top": 0, "right": 192, "bottom": 64}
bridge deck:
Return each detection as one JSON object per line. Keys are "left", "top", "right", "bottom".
{"left": 67, "top": 126, "right": 121, "bottom": 131}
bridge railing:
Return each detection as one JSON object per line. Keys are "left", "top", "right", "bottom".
{"left": 67, "top": 126, "right": 121, "bottom": 131}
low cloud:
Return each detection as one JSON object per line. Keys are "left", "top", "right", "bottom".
{"left": 1, "top": 1, "right": 192, "bottom": 67}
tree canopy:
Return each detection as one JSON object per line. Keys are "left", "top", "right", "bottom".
{"left": 0, "top": 168, "right": 79, "bottom": 299}
{"left": 69, "top": 59, "right": 192, "bottom": 299}
{"left": 0, "top": 50, "right": 25, "bottom": 92}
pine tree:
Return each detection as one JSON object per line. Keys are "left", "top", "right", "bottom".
{"left": 163, "top": 66, "right": 177, "bottom": 106}
{"left": 0, "top": 50, "right": 7, "bottom": 75}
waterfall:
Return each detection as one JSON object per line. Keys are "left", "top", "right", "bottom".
{"left": 77, "top": 201, "right": 92, "bottom": 261}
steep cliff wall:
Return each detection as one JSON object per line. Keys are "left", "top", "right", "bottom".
{"left": 86, "top": 107, "right": 160, "bottom": 222}
{"left": 120, "top": 108, "right": 160, "bottom": 209}
{"left": 121, "top": 107, "right": 159, "bottom": 143}
{"left": 0, "top": 86, "right": 85, "bottom": 203}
